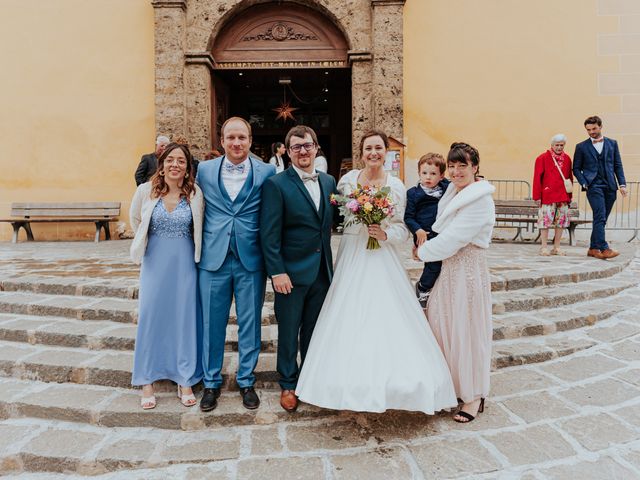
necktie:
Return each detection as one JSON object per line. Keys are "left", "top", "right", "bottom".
{"left": 592, "top": 138, "right": 604, "bottom": 144}
{"left": 224, "top": 163, "right": 245, "bottom": 174}
{"left": 302, "top": 172, "right": 319, "bottom": 183}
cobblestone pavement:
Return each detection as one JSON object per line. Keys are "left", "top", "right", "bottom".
{"left": 0, "top": 239, "right": 639, "bottom": 479}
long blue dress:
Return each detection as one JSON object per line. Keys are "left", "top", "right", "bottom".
{"left": 132, "top": 198, "right": 203, "bottom": 387}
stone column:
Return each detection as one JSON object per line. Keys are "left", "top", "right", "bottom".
{"left": 370, "top": 0, "right": 405, "bottom": 140}
{"left": 185, "top": 53, "right": 213, "bottom": 157}
{"left": 152, "top": 0, "right": 187, "bottom": 139}
{"left": 349, "top": 51, "right": 374, "bottom": 164}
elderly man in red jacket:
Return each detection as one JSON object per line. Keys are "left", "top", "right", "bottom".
{"left": 532, "top": 134, "right": 573, "bottom": 256}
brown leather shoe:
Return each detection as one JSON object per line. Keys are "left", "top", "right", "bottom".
{"left": 587, "top": 248, "right": 606, "bottom": 260}
{"left": 280, "top": 390, "right": 298, "bottom": 412}
{"left": 601, "top": 248, "right": 619, "bottom": 259}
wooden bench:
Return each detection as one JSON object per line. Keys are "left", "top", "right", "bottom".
{"left": 0, "top": 202, "right": 121, "bottom": 243}
{"left": 494, "top": 199, "right": 591, "bottom": 246}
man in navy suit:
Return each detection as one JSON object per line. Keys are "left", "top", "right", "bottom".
{"left": 134, "top": 135, "right": 170, "bottom": 186}
{"left": 573, "top": 116, "right": 627, "bottom": 259}
{"left": 197, "top": 117, "right": 276, "bottom": 411}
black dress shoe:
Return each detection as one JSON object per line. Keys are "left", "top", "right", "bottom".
{"left": 240, "top": 386, "right": 260, "bottom": 410}
{"left": 200, "top": 387, "right": 221, "bottom": 412}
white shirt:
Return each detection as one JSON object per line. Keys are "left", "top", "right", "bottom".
{"left": 292, "top": 164, "right": 320, "bottom": 210}
{"left": 314, "top": 156, "right": 328, "bottom": 173}
{"left": 592, "top": 138, "right": 604, "bottom": 154}
{"left": 269, "top": 155, "right": 285, "bottom": 173}
{"left": 221, "top": 157, "right": 251, "bottom": 201}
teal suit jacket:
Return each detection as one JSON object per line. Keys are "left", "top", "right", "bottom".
{"left": 260, "top": 167, "right": 337, "bottom": 286}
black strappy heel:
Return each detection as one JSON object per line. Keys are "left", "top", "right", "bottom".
{"left": 454, "top": 398, "right": 484, "bottom": 423}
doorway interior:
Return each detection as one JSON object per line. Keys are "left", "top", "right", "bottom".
{"left": 212, "top": 68, "right": 352, "bottom": 178}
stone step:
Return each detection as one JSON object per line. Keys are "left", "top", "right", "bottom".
{"left": 1, "top": 265, "right": 635, "bottom": 326}
{"left": 491, "top": 287, "right": 639, "bottom": 340}
{"left": 0, "top": 255, "right": 630, "bottom": 302}
{"left": 0, "top": 340, "right": 279, "bottom": 391}
{"left": 0, "top": 314, "right": 278, "bottom": 352}
{"left": 0, "top": 291, "right": 277, "bottom": 326}
{"left": 0, "top": 378, "right": 332, "bottom": 433}
{"left": 1, "top": 313, "right": 637, "bottom": 439}
{"left": 1, "top": 280, "right": 636, "bottom": 354}
{"left": 0, "top": 312, "right": 620, "bottom": 392}
{"left": 491, "top": 266, "right": 639, "bottom": 314}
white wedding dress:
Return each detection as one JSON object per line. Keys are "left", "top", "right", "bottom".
{"left": 295, "top": 170, "right": 457, "bottom": 414}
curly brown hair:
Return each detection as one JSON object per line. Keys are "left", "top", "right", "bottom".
{"left": 150, "top": 143, "right": 196, "bottom": 202}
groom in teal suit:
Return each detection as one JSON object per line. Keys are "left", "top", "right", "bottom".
{"left": 260, "top": 125, "right": 337, "bottom": 412}
{"left": 197, "top": 117, "right": 276, "bottom": 411}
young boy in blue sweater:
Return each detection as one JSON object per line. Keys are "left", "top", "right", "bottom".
{"left": 404, "top": 153, "right": 450, "bottom": 308}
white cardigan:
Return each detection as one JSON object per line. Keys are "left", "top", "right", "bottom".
{"left": 417, "top": 180, "right": 495, "bottom": 262}
{"left": 129, "top": 182, "right": 204, "bottom": 265}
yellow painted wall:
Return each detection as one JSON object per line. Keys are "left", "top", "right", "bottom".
{"left": 2, "top": 0, "right": 638, "bottom": 241}
{"left": 403, "top": 0, "right": 639, "bottom": 188}
{"left": 0, "top": 0, "right": 155, "bottom": 241}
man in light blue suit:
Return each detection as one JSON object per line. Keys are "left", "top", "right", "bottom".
{"left": 573, "top": 115, "right": 627, "bottom": 260}
{"left": 196, "top": 117, "right": 276, "bottom": 411}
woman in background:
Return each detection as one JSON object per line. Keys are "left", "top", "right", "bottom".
{"left": 269, "top": 142, "right": 287, "bottom": 173}
{"left": 129, "top": 142, "right": 204, "bottom": 409}
{"left": 532, "top": 134, "right": 573, "bottom": 256}
{"left": 314, "top": 148, "right": 328, "bottom": 173}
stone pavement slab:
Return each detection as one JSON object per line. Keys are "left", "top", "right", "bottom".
{"left": 485, "top": 424, "right": 576, "bottom": 466}
{"left": 540, "top": 456, "right": 638, "bottom": 479}
{"left": 330, "top": 448, "right": 414, "bottom": 479}
{"left": 409, "top": 437, "right": 501, "bottom": 478}
{"left": 558, "top": 413, "right": 638, "bottom": 452}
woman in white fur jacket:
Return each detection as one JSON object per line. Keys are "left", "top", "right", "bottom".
{"left": 417, "top": 142, "right": 495, "bottom": 424}
{"left": 129, "top": 142, "right": 204, "bottom": 410}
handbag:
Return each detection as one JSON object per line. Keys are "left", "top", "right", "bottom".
{"left": 551, "top": 154, "right": 573, "bottom": 194}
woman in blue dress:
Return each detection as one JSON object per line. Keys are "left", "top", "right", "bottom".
{"left": 129, "top": 142, "right": 204, "bottom": 409}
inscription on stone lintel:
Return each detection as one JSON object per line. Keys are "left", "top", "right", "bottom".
{"left": 242, "top": 22, "right": 318, "bottom": 42}
{"left": 216, "top": 60, "right": 347, "bottom": 69}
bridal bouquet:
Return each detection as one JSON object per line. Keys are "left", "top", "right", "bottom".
{"left": 331, "top": 185, "right": 395, "bottom": 250}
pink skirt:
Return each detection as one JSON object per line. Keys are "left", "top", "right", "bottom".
{"left": 426, "top": 244, "right": 492, "bottom": 403}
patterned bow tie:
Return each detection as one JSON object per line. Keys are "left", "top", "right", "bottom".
{"left": 302, "top": 172, "right": 319, "bottom": 183}
{"left": 224, "top": 162, "right": 246, "bottom": 174}
{"left": 592, "top": 138, "right": 604, "bottom": 144}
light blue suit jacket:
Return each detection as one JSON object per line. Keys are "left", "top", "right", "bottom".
{"left": 197, "top": 156, "right": 276, "bottom": 272}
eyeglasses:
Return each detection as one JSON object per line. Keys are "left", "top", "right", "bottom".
{"left": 165, "top": 159, "right": 187, "bottom": 167}
{"left": 289, "top": 142, "right": 316, "bottom": 153}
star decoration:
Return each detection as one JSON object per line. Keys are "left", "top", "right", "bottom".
{"left": 273, "top": 101, "right": 299, "bottom": 122}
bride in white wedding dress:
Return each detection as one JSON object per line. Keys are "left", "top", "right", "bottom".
{"left": 295, "top": 130, "right": 457, "bottom": 414}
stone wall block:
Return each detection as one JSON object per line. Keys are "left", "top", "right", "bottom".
{"left": 599, "top": 0, "right": 640, "bottom": 15}
{"left": 621, "top": 54, "right": 640, "bottom": 72}
{"left": 620, "top": 14, "right": 640, "bottom": 33}
{"left": 599, "top": 73, "right": 640, "bottom": 94}
{"left": 623, "top": 95, "right": 640, "bottom": 112}
{"left": 599, "top": 34, "right": 640, "bottom": 55}
{"left": 185, "top": 64, "right": 212, "bottom": 154}
{"left": 154, "top": 3, "right": 188, "bottom": 138}
{"left": 371, "top": 3, "right": 404, "bottom": 139}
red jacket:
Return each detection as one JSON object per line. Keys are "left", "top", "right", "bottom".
{"left": 532, "top": 150, "right": 573, "bottom": 204}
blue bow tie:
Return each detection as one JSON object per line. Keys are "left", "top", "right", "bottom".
{"left": 224, "top": 162, "right": 246, "bottom": 174}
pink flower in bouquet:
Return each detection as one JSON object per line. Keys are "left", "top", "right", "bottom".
{"left": 346, "top": 199, "right": 360, "bottom": 212}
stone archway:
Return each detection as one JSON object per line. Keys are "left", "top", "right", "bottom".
{"left": 151, "top": 0, "right": 406, "bottom": 160}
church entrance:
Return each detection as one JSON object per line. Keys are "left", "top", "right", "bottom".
{"left": 212, "top": 67, "right": 351, "bottom": 177}
{"left": 209, "top": 1, "right": 352, "bottom": 178}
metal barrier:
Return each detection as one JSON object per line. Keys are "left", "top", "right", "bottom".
{"left": 488, "top": 179, "right": 640, "bottom": 243}
{"left": 488, "top": 179, "right": 535, "bottom": 237}
{"left": 487, "top": 179, "right": 532, "bottom": 201}
{"left": 572, "top": 181, "right": 640, "bottom": 242}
